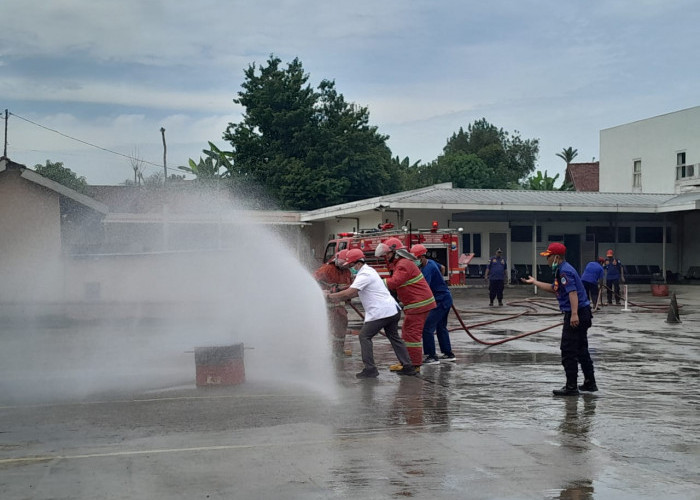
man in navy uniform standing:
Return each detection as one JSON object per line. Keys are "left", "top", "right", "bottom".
{"left": 521, "top": 242, "right": 597, "bottom": 396}
{"left": 603, "top": 249, "right": 625, "bottom": 305}
{"left": 484, "top": 248, "right": 507, "bottom": 306}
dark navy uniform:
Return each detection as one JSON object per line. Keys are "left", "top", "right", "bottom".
{"left": 604, "top": 256, "right": 624, "bottom": 305}
{"left": 486, "top": 254, "right": 507, "bottom": 305}
{"left": 553, "top": 261, "right": 595, "bottom": 389}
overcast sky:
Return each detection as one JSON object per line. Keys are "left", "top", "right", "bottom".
{"left": 2, "top": 0, "right": 699, "bottom": 187}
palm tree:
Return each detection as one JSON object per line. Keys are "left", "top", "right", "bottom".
{"left": 556, "top": 147, "right": 578, "bottom": 165}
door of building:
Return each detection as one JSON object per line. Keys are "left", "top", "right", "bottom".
{"left": 563, "top": 234, "right": 581, "bottom": 272}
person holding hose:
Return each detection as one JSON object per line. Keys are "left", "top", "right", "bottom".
{"left": 314, "top": 249, "right": 353, "bottom": 357}
{"left": 326, "top": 249, "right": 416, "bottom": 378}
{"left": 521, "top": 242, "right": 597, "bottom": 396}
{"left": 375, "top": 237, "right": 436, "bottom": 371}
{"left": 410, "top": 244, "right": 456, "bottom": 364}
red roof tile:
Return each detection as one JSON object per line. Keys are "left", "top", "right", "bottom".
{"left": 565, "top": 162, "right": 599, "bottom": 191}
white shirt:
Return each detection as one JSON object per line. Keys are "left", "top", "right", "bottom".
{"left": 351, "top": 264, "right": 401, "bottom": 322}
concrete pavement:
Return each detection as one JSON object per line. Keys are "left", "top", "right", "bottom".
{"left": 1, "top": 284, "right": 698, "bottom": 499}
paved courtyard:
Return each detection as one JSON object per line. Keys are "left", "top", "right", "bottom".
{"left": 1, "top": 284, "right": 698, "bottom": 499}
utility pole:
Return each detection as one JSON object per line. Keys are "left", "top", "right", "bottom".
{"left": 3, "top": 109, "right": 8, "bottom": 158}
{"left": 160, "top": 127, "right": 167, "bottom": 185}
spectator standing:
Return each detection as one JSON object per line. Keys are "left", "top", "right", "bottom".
{"left": 603, "top": 249, "right": 625, "bottom": 305}
{"left": 484, "top": 248, "right": 507, "bottom": 306}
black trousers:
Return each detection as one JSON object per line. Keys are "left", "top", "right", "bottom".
{"left": 583, "top": 281, "right": 599, "bottom": 307}
{"left": 489, "top": 279, "right": 504, "bottom": 303}
{"left": 560, "top": 306, "right": 595, "bottom": 386}
{"left": 607, "top": 279, "right": 621, "bottom": 304}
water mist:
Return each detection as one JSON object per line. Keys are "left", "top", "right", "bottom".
{"left": 0, "top": 187, "right": 336, "bottom": 404}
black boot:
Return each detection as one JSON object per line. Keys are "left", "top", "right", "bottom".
{"left": 579, "top": 378, "right": 598, "bottom": 392}
{"left": 553, "top": 384, "right": 579, "bottom": 396}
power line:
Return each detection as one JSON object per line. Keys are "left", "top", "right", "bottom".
{"left": 8, "top": 111, "right": 178, "bottom": 171}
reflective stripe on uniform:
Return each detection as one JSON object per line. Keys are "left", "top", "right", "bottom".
{"left": 403, "top": 296, "right": 436, "bottom": 310}
{"left": 398, "top": 273, "right": 426, "bottom": 288}
{"left": 404, "top": 341, "right": 422, "bottom": 348}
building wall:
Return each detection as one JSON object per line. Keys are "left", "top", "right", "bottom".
{"left": 599, "top": 106, "right": 700, "bottom": 193}
{"left": 0, "top": 169, "right": 64, "bottom": 302}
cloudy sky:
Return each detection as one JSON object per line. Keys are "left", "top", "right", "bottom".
{"left": 2, "top": 0, "right": 699, "bottom": 186}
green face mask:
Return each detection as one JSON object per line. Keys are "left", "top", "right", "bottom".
{"left": 414, "top": 259, "right": 422, "bottom": 267}
{"left": 551, "top": 259, "right": 559, "bottom": 272}
{"left": 349, "top": 266, "right": 358, "bottom": 276}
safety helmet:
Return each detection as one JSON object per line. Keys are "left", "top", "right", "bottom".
{"left": 410, "top": 244, "right": 428, "bottom": 258}
{"left": 375, "top": 237, "right": 404, "bottom": 257}
{"left": 345, "top": 248, "right": 365, "bottom": 266}
{"left": 335, "top": 249, "right": 349, "bottom": 266}
{"left": 606, "top": 249, "right": 614, "bottom": 257}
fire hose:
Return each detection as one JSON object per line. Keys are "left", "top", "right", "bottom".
{"left": 347, "top": 297, "right": 562, "bottom": 346}
{"left": 449, "top": 303, "right": 562, "bottom": 346}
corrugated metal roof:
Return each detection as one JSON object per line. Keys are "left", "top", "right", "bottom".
{"left": 302, "top": 183, "right": 698, "bottom": 221}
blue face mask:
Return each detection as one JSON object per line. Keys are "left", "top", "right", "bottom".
{"left": 349, "top": 266, "right": 358, "bottom": 276}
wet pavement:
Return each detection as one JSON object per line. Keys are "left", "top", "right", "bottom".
{"left": 1, "top": 285, "right": 699, "bottom": 499}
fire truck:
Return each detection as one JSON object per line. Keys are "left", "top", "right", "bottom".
{"left": 323, "top": 222, "right": 472, "bottom": 285}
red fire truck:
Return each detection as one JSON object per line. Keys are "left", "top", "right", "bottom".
{"left": 323, "top": 222, "right": 472, "bottom": 285}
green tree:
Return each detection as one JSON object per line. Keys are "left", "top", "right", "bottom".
{"left": 179, "top": 142, "right": 233, "bottom": 182}
{"left": 429, "top": 152, "right": 494, "bottom": 188}
{"left": 438, "top": 119, "right": 539, "bottom": 188}
{"left": 556, "top": 147, "right": 578, "bottom": 164}
{"left": 392, "top": 155, "right": 423, "bottom": 191}
{"left": 223, "top": 55, "right": 394, "bottom": 209}
{"left": 33, "top": 160, "right": 88, "bottom": 193}
{"left": 521, "top": 170, "right": 575, "bottom": 191}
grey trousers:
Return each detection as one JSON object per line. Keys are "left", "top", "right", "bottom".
{"left": 359, "top": 311, "right": 412, "bottom": 370}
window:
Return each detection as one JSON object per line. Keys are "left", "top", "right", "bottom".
{"left": 635, "top": 226, "right": 664, "bottom": 243}
{"left": 633, "top": 160, "right": 641, "bottom": 188}
{"left": 586, "top": 226, "right": 630, "bottom": 243}
{"left": 676, "top": 152, "right": 687, "bottom": 180}
{"left": 511, "top": 225, "right": 542, "bottom": 242}
{"left": 462, "top": 233, "right": 482, "bottom": 257}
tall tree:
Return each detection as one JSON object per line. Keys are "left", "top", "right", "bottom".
{"left": 556, "top": 146, "right": 578, "bottom": 164}
{"left": 33, "top": 160, "right": 88, "bottom": 193}
{"left": 438, "top": 119, "right": 539, "bottom": 188}
{"left": 223, "top": 55, "right": 393, "bottom": 209}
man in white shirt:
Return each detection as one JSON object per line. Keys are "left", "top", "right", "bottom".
{"left": 327, "top": 249, "right": 416, "bottom": 378}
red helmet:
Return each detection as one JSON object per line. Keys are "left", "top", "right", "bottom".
{"left": 345, "top": 248, "right": 365, "bottom": 265}
{"left": 375, "top": 237, "right": 404, "bottom": 257}
{"left": 606, "top": 249, "right": 614, "bottom": 257}
{"left": 410, "top": 244, "right": 428, "bottom": 258}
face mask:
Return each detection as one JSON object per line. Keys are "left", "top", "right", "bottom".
{"left": 551, "top": 258, "right": 559, "bottom": 271}
{"left": 349, "top": 266, "right": 358, "bottom": 276}
{"left": 414, "top": 259, "right": 422, "bottom": 267}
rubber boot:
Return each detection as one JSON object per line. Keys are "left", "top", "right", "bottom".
{"left": 553, "top": 377, "right": 579, "bottom": 396}
{"left": 579, "top": 376, "right": 598, "bottom": 392}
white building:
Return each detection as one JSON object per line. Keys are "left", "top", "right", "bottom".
{"left": 600, "top": 106, "right": 700, "bottom": 194}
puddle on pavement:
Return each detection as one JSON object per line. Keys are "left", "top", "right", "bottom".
{"left": 462, "top": 351, "right": 561, "bottom": 364}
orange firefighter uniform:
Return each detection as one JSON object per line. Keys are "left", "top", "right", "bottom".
{"left": 314, "top": 258, "right": 352, "bottom": 356}
{"left": 384, "top": 257, "right": 436, "bottom": 367}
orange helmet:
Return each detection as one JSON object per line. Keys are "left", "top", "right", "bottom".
{"left": 410, "top": 244, "right": 428, "bottom": 258}
{"left": 345, "top": 248, "right": 365, "bottom": 265}
{"left": 335, "top": 249, "right": 349, "bottom": 266}
{"left": 606, "top": 249, "right": 614, "bottom": 257}
{"left": 375, "top": 237, "right": 404, "bottom": 257}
